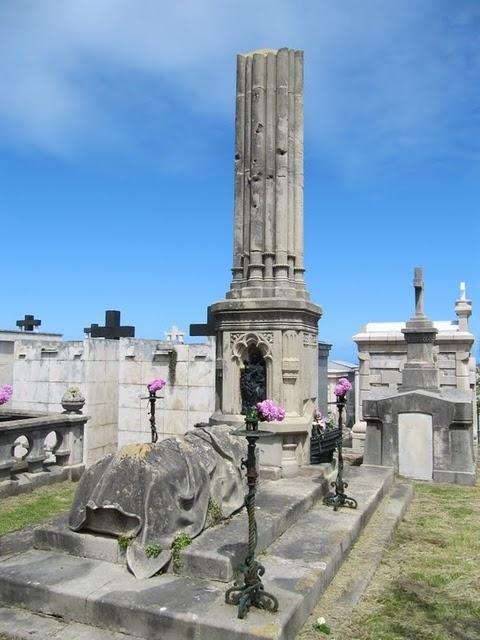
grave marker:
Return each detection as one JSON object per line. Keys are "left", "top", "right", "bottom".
{"left": 84, "top": 310, "right": 135, "bottom": 339}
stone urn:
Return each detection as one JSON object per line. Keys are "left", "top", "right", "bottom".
{"left": 61, "top": 387, "right": 85, "bottom": 413}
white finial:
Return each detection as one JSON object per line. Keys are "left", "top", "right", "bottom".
{"left": 460, "top": 282, "right": 466, "bottom": 301}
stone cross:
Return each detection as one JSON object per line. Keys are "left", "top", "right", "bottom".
{"left": 84, "top": 310, "right": 135, "bottom": 340}
{"left": 460, "top": 282, "right": 466, "bottom": 301}
{"left": 16, "top": 314, "right": 41, "bottom": 332}
{"left": 164, "top": 325, "right": 185, "bottom": 343}
{"left": 413, "top": 267, "right": 425, "bottom": 318}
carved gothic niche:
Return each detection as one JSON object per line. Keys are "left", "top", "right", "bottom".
{"left": 231, "top": 332, "right": 273, "bottom": 363}
{"left": 239, "top": 346, "right": 266, "bottom": 414}
{"left": 231, "top": 332, "right": 273, "bottom": 412}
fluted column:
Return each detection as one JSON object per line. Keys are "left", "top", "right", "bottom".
{"left": 228, "top": 48, "right": 307, "bottom": 301}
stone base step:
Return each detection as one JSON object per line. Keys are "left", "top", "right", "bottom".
{"left": 0, "top": 466, "right": 393, "bottom": 640}
{"left": 34, "top": 469, "right": 335, "bottom": 582}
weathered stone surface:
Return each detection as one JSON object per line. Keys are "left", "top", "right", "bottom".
{"left": 191, "top": 50, "right": 322, "bottom": 475}
{"left": 36, "top": 472, "right": 334, "bottom": 582}
{"left": 178, "top": 474, "right": 330, "bottom": 582}
{"left": 364, "top": 386, "right": 475, "bottom": 484}
{"left": 361, "top": 270, "right": 476, "bottom": 485}
{"left": 69, "top": 425, "right": 247, "bottom": 578}
{"left": 0, "top": 466, "right": 393, "bottom": 640}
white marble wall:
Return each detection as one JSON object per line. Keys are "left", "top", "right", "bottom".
{"left": 117, "top": 338, "right": 215, "bottom": 447}
{"left": 5, "top": 334, "right": 215, "bottom": 464}
{"left": 353, "top": 321, "right": 476, "bottom": 404}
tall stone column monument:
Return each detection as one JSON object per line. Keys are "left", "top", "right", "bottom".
{"left": 191, "top": 48, "right": 322, "bottom": 476}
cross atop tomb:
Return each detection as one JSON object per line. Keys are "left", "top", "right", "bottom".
{"left": 164, "top": 325, "right": 185, "bottom": 343}
{"left": 84, "top": 310, "right": 135, "bottom": 340}
{"left": 413, "top": 267, "right": 426, "bottom": 319}
{"left": 16, "top": 314, "right": 41, "bottom": 332}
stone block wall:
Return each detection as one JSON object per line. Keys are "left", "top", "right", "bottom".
{"left": 83, "top": 340, "right": 120, "bottom": 461}
{"left": 9, "top": 338, "right": 118, "bottom": 463}
{"left": 0, "top": 341, "right": 14, "bottom": 388}
{"left": 0, "top": 331, "right": 63, "bottom": 388}
{"left": 117, "top": 338, "right": 215, "bottom": 447}
{"left": 327, "top": 361, "right": 358, "bottom": 428}
{"left": 4, "top": 333, "right": 215, "bottom": 464}
{"left": 354, "top": 321, "right": 475, "bottom": 403}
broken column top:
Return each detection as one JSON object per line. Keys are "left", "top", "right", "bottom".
{"left": 239, "top": 48, "right": 278, "bottom": 56}
{"left": 228, "top": 47, "right": 309, "bottom": 302}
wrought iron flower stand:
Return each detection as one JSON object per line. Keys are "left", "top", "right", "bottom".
{"left": 225, "top": 414, "right": 279, "bottom": 619}
{"left": 323, "top": 395, "right": 358, "bottom": 511}
{"left": 144, "top": 390, "right": 158, "bottom": 443}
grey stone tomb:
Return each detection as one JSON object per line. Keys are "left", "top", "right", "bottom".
{"left": 191, "top": 48, "right": 322, "bottom": 477}
{"left": 363, "top": 268, "right": 476, "bottom": 485}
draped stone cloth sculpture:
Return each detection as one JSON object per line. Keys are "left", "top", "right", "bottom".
{"left": 68, "top": 426, "right": 247, "bottom": 578}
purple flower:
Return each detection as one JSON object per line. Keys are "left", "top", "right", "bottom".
{"left": 147, "top": 378, "right": 166, "bottom": 393}
{"left": 256, "top": 399, "right": 285, "bottom": 422}
{"left": 0, "top": 384, "right": 13, "bottom": 406}
{"left": 334, "top": 377, "right": 352, "bottom": 397}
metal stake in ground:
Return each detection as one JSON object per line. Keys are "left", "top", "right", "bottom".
{"left": 225, "top": 414, "right": 279, "bottom": 619}
{"left": 323, "top": 395, "right": 358, "bottom": 511}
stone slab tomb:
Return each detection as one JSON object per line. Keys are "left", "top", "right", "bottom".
{"left": 363, "top": 268, "right": 476, "bottom": 485}
{"left": 0, "top": 464, "right": 395, "bottom": 640}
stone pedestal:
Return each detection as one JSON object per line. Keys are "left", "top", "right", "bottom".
{"left": 208, "top": 298, "right": 321, "bottom": 471}
{"left": 351, "top": 420, "right": 366, "bottom": 453}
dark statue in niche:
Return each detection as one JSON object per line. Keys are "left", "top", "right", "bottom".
{"left": 240, "top": 346, "right": 266, "bottom": 413}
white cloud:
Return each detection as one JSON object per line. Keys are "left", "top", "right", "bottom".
{"left": 0, "top": 0, "right": 479, "bottom": 175}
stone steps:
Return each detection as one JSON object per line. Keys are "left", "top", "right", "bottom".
{"left": 33, "top": 469, "right": 333, "bottom": 582}
{"left": 0, "top": 466, "right": 394, "bottom": 640}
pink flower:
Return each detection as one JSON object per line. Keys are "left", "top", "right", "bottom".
{"left": 256, "top": 399, "right": 285, "bottom": 422}
{"left": 314, "top": 409, "right": 327, "bottom": 429}
{"left": 147, "top": 378, "right": 166, "bottom": 393}
{"left": 334, "top": 377, "right": 352, "bottom": 397}
{"left": 0, "top": 384, "right": 13, "bottom": 406}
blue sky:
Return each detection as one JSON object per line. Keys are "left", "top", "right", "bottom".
{"left": 1, "top": 1, "right": 479, "bottom": 362}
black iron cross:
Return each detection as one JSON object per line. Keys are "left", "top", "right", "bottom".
{"left": 84, "top": 310, "right": 135, "bottom": 340}
{"left": 16, "top": 314, "right": 41, "bottom": 332}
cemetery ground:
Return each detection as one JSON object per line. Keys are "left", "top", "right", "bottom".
{"left": 299, "top": 464, "right": 480, "bottom": 640}
{"left": 0, "top": 468, "right": 479, "bottom": 640}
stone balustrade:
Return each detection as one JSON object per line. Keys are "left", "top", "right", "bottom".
{"left": 0, "top": 410, "right": 86, "bottom": 483}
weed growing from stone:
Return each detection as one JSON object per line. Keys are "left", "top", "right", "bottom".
{"left": 171, "top": 533, "right": 192, "bottom": 572}
{"left": 207, "top": 497, "right": 223, "bottom": 526}
{"left": 145, "top": 543, "right": 163, "bottom": 558}
{"left": 117, "top": 535, "right": 133, "bottom": 551}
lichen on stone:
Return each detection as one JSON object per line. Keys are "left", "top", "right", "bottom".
{"left": 117, "top": 444, "right": 152, "bottom": 461}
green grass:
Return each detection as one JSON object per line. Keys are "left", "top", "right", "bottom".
{"left": 0, "top": 481, "right": 77, "bottom": 536}
{"left": 342, "top": 480, "right": 480, "bottom": 640}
